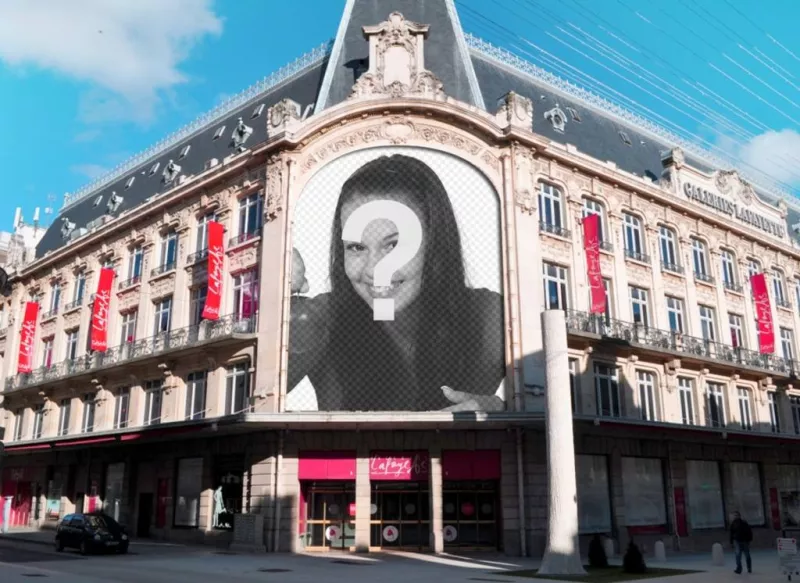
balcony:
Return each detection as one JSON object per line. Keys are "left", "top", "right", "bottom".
{"left": 661, "top": 262, "right": 683, "bottom": 275}
{"left": 624, "top": 249, "right": 650, "bottom": 264}
{"left": 565, "top": 309, "right": 793, "bottom": 376}
{"left": 539, "top": 222, "right": 571, "bottom": 239}
{"left": 41, "top": 307, "right": 59, "bottom": 321}
{"left": 599, "top": 240, "right": 614, "bottom": 253}
{"left": 723, "top": 281, "right": 743, "bottom": 294}
{"left": 187, "top": 248, "right": 209, "bottom": 264}
{"left": 63, "top": 298, "right": 84, "bottom": 312}
{"left": 229, "top": 229, "right": 261, "bottom": 247}
{"left": 150, "top": 262, "right": 177, "bottom": 278}
{"left": 777, "top": 299, "right": 792, "bottom": 310}
{"left": 694, "top": 272, "right": 715, "bottom": 285}
{"left": 118, "top": 275, "right": 142, "bottom": 291}
{"left": 3, "top": 314, "right": 256, "bottom": 392}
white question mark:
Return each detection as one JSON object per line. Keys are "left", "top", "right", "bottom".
{"left": 341, "top": 200, "right": 423, "bottom": 321}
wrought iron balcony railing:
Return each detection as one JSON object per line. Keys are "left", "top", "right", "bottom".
{"left": 565, "top": 309, "right": 794, "bottom": 375}
{"left": 539, "top": 221, "right": 572, "bottom": 239}
{"left": 150, "top": 262, "right": 177, "bottom": 278}
{"left": 187, "top": 248, "right": 209, "bottom": 264}
{"left": 624, "top": 249, "right": 650, "bottom": 263}
{"left": 118, "top": 275, "right": 142, "bottom": 290}
{"left": 3, "top": 314, "right": 256, "bottom": 392}
{"left": 63, "top": 298, "right": 84, "bottom": 312}
{"left": 599, "top": 240, "right": 614, "bottom": 252}
{"left": 41, "top": 307, "right": 59, "bottom": 320}
{"left": 661, "top": 262, "right": 683, "bottom": 275}
{"left": 723, "top": 281, "right": 743, "bottom": 294}
{"left": 777, "top": 299, "right": 792, "bottom": 309}
{"left": 694, "top": 272, "right": 715, "bottom": 285}
{"left": 229, "top": 229, "right": 262, "bottom": 247}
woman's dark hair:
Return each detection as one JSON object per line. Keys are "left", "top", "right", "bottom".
{"left": 325, "top": 154, "right": 482, "bottom": 410}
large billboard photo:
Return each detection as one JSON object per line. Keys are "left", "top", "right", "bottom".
{"left": 286, "top": 147, "right": 505, "bottom": 412}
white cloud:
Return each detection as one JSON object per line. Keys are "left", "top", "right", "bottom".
{"left": 0, "top": 0, "right": 222, "bottom": 122}
{"left": 737, "top": 129, "right": 800, "bottom": 188}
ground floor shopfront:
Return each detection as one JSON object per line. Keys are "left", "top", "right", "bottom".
{"left": 2, "top": 421, "right": 800, "bottom": 555}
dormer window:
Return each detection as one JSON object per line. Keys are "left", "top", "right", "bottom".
{"left": 60, "top": 217, "right": 76, "bottom": 240}
{"left": 252, "top": 104, "right": 265, "bottom": 119}
{"left": 619, "top": 131, "right": 632, "bottom": 146}
{"left": 565, "top": 107, "right": 581, "bottom": 122}
{"left": 162, "top": 160, "right": 181, "bottom": 184}
{"left": 93, "top": 195, "right": 103, "bottom": 207}
{"left": 125, "top": 176, "right": 135, "bottom": 189}
{"left": 544, "top": 104, "right": 567, "bottom": 133}
{"left": 148, "top": 162, "right": 160, "bottom": 176}
{"left": 107, "top": 192, "right": 123, "bottom": 214}
{"left": 231, "top": 117, "right": 253, "bottom": 150}
{"left": 213, "top": 126, "right": 226, "bottom": 140}
{"left": 179, "top": 145, "right": 191, "bottom": 159}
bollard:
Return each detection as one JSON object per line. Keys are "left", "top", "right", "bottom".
{"left": 711, "top": 542, "right": 725, "bottom": 566}
{"left": 654, "top": 540, "right": 666, "bottom": 562}
{"left": 604, "top": 537, "right": 615, "bottom": 558}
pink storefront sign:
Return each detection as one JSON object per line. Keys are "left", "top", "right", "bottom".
{"left": 298, "top": 451, "right": 356, "bottom": 480}
{"left": 369, "top": 451, "right": 429, "bottom": 481}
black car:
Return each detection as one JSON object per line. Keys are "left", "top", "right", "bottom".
{"left": 55, "top": 512, "right": 130, "bottom": 555}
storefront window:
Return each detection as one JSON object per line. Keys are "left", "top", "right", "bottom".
{"left": 576, "top": 455, "right": 612, "bottom": 533}
{"left": 303, "top": 481, "right": 355, "bottom": 549}
{"left": 621, "top": 457, "right": 667, "bottom": 527}
{"left": 442, "top": 481, "right": 498, "bottom": 548}
{"left": 370, "top": 482, "right": 430, "bottom": 549}
{"left": 778, "top": 465, "right": 800, "bottom": 527}
{"left": 45, "top": 476, "right": 63, "bottom": 522}
{"left": 686, "top": 460, "right": 725, "bottom": 529}
{"left": 174, "top": 458, "right": 203, "bottom": 527}
{"left": 103, "top": 462, "right": 125, "bottom": 523}
{"left": 212, "top": 456, "right": 244, "bottom": 531}
{"left": 730, "top": 462, "right": 764, "bottom": 526}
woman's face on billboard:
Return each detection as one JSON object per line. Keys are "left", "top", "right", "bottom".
{"left": 340, "top": 193, "right": 426, "bottom": 316}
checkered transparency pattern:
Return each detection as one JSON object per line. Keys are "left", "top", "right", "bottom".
{"left": 286, "top": 147, "right": 505, "bottom": 413}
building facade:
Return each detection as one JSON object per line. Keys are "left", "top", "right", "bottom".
{"left": 2, "top": 0, "right": 800, "bottom": 557}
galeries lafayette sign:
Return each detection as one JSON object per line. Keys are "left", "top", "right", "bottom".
{"left": 683, "top": 182, "right": 785, "bottom": 237}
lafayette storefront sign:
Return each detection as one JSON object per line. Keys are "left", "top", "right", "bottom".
{"left": 683, "top": 182, "right": 785, "bottom": 237}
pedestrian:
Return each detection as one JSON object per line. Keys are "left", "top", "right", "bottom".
{"left": 730, "top": 511, "right": 753, "bottom": 574}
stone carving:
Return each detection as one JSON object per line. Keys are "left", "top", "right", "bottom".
{"left": 349, "top": 12, "right": 445, "bottom": 102}
{"left": 661, "top": 147, "right": 685, "bottom": 169}
{"left": 543, "top": 104, "right": 567, "bottom": 133}
{"left": 715, "top": 169, "right": 755, "bottom": 206}
{"left": 541, "top": 240, "right": 572, "bottom": 264}
{"left": 265, "top": 157, "right": 284, "bottom": 223}
{"left": 267, "top": 98, "right": 302, "bottom": 138}
{"left": 41, "top": 320, "right": 56, "bottom": 338}
{"left": 229, "top": 247, "right": 259, "bottom": 273}
{"left": 515, "top": 189, "right": 536, "bottom": 215}
{"left": 149, "top": 274, "right": 175, "bottom": 300}
{"left": 64, "top": 311, "right": 81, "bottom": 330}
{"left": 495, "top": 92, "right": 533, "bottom": 131}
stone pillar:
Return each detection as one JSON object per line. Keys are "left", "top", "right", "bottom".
{"left": 429, "top": 447, "right": 443, "bottom": 553}
{"left": 354, "top": 446, "right": 371, "bottom": 552}
{"left": 538, "top": 310, "right": 586, "bottom": 576}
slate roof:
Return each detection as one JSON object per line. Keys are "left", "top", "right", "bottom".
{"left": 37, "top": 0, "right": 798, "bottom": 260}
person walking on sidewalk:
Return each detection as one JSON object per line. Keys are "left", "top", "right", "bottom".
{"left": 730, "top": 511, "right": 753, "bottom": 574}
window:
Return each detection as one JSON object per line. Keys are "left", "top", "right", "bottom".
{"left": 768, "top": 392, "right": 781, "bottom": 433}
{"left": 238, "top": 192, "right": 263, "bottom": 238}
{"left": 747, "top": 259, "right": 761, "bottom": 279}
{"left": 65, "top": 329, "right": 78, "bottom": 361}
{"left": 232, "top": 271, "right": 259, "bottom": 319}
{"left": 190, "top": 287, "right": 208, "bottom": 326}
{"left": 196, "top": 213, "right": 217, "bottom": 253}
{"left": 737, "top": 387, "right": 753, "bottom": 430}
{"left": 120, "top": 311, "right": 137, "bottom": 344}
{"left": 149, "top": 162, "right": 160, "bottom": 176}
{"left": 699, "top": 306, "right": 716, "bottom": 342}
{"left": 691, "top": 238, "right": 710, "bottom": 281}
{"left": 658, "top": 226, "right": 679, "bottom": 272}
{"left": 774, "top": 269, "right": 788, "bottom": 307}
{"left": 49, "top": 282, "right": 61, "bottom": 313}
{"left": 729, "top": 462, "right": 765, "bottom": 526}
{"left": 14, "top": 408, "right": 24, "bottom": 440}
{"left": 213, "top": 126, "right": 226, "bottom": 140}
{"left": 542, "top": 263, "right": 569, "bottom": 310}
{"left": 114, "top": 388, "right": 130, "bottom": 429}
{"left": 153, "top": 297, "right": 172, "bottom": 335}
{"left": 159, "top": 230, "right": 177, "bottom": 269}
{"left": 594, "top": 363, "right": 620, "bottom": 418}
{"left": 179, "top": 144, "right": 191, "bottom": 159}
{"left": 795, "top": 279, "right": 800, "bottom": 310}
{"left": 143, "top": 380, "right": 163, "bottom": 426}
{"left": 636, "top": 370, "right": 657, "bottom": 421}
{"left": 538, "top": 183, "right": 564, "bottom": 231}
{"left": 686, "top": 460, "right": 725, "bottom": 529}
{"left": 720, "top": 250, "right": 737, "bottom": 289}
{"left": 623, "top": 213, "right": 646, "bottom": 261}
{"left": 42, "top": 338, "right": 54, "bottom": 368}
{"left": 678, "top": 378, "right": 695, "bottom": 425}
{"left": 792, "top": 396, "right": 800, "bottom": 435}
{"left": 174, "top": 458, "right": 203, "bottom": 527}
{"left": 618, "top": 130, "right": 632, "bottom": 146}
{"left": 621, "top": 457, "right": 667, "bottom": 526}
{"left": 706, "top": 382, "right": 726, "bottom": 428}
{"left": 582, "top": 198, "right": 606, "bottom": 244}
{"left": 568, "top": 358, "right": 578, "bottom": 413}
{"left": 58, "top": 399, "right": 71, "bottom": 436}
{"left": 729, "top": 314, "right": 744, "bottom": 348}
{"left": 81, "top": 394, "right": 95, "bottom": 433}
{"left": 32, "top": 404, "right": 44, "bottom": 439}
{"left": 781, "top": 328, "right": 795, "bottom": 361}
{"left": 602, "top": 278, "right": 612, "bottom": 319}
{"left": 252, "top": 104, "right": 265, "bottom": 118}
{"left": 225, "top": 361, "right": 250, "bottom": 415}
{"left": 185, "top": 371, "right": 207, "bottom": 421}
{"left": 666, "top": 296, "right": 684, "bottom": 334}
{"left": 128, "top": 246, "right": 143, "bottom": 280}
{"left": 576, "top": 455, "right": 612, "bottom": 533}
{"left": 629, "top": 286, "right": 649, "bottom": 326}
{"left": 73, "top": 272, "right": 86, "bottom": 303}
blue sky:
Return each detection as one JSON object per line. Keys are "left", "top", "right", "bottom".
{"left": 0, "top": 0, "right": 797, "bottom": 233}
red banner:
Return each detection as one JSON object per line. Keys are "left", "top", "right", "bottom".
{"left": 90, "top": 267, "right": 115, "bottom": 352}
{"left": 751, "top": 272, "right": 774, "bottom": 354}
{"left": 202, "top": 221, "right": 224, "bottom": 320}
{"left": 673, "top": 487, "right": 687, "bottom": 537}
{"left": 17, "top": 302, "right": 39, "bottom": 373}
{"left": 583, "top": 213, "right": 605, "bottom": 314}
{"left": 770, "top": 487, "right": 782, "bottom": 530}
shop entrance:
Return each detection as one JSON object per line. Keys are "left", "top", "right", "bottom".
{"left": 442, "top": 481, "right": 500, "bottom": 549}
{"left": 370, "top": 482, "right": 430, "bottom": 550}
{"left": 1, "top": 481, "right": 32, "bottom": 528}
{"left": 303, "top": 481, "right": 355, "bottom": 550}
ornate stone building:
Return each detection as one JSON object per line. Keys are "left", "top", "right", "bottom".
{"left": 2, "top": 0, "right": 800, "bottom": 557}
